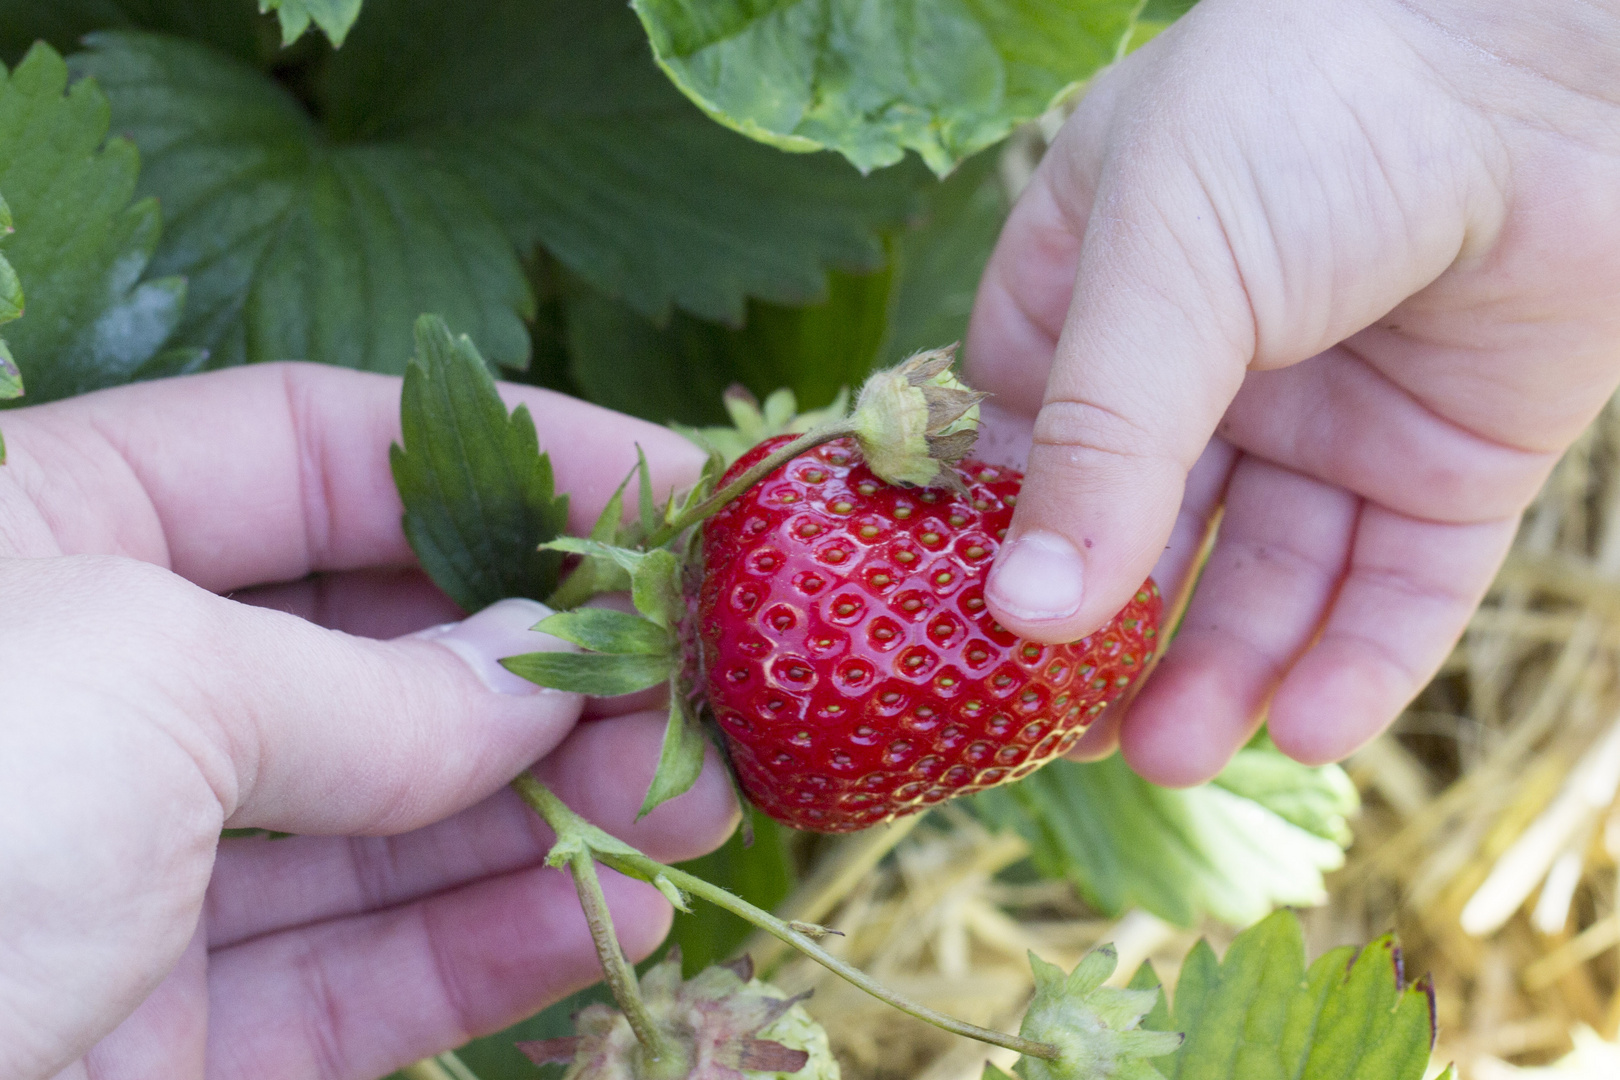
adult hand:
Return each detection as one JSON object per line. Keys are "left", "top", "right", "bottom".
{"left": 969, "top": 0, "right": 1620, "bottom": 784}
{"left": 0, "top": 364, "right": 739, "bottom": 1079}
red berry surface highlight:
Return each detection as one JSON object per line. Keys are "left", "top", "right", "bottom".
{"left": 697, "top": 436, "right": 1161, "bottom": 833}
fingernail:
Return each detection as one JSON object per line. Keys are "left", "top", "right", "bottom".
{"left": 413, "top": 598, "right": 573, "bottom": 696}
{"left": 987, "top": 532, "right": 1085, "bottom": 621}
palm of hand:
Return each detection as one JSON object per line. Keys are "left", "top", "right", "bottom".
{"left": 967, "top": 0, "right": 1620, "bottom": 783}
{"left": 0, "top": 367, "right": 734, "bottom": 1079}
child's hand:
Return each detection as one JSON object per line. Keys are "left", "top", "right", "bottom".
{"left": 969, "top": 0, "right": 1620, "bottom": 785}
{"left": 0, "top": 366, "right": 739, "bottom": 1079}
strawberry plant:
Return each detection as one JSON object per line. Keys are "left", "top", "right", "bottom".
{"left": 0, "top": 1, "right": 1444, "bottom": 1077}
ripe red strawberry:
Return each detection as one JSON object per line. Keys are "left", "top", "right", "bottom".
{"left": 697, "top": 434, "right": 1161, "bottom": 833}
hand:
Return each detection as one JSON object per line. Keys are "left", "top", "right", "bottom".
{"left": 0, "top": 365, "right": 739, "bottom": 1079}
{"left": 968, "top": 0, "right": 1620, "bottom": 785}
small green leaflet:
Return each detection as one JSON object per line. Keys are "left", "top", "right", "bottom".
{"left": 0, "top": 43, "right": 190, "bottom": 405}
{"left": 1136, "top": 910, "right": 1440, "bottom": 1080}
{"left": 630, "top": 0, "right": 1143, "bottom": 176}
{"left": 260, "top": 0, "right": 363, "bottom": 47}
{"left": 389, "top": 314, "right": 570, "bottom": 613}
{"left": 972, "top": 745, "right": 1357, "bottom": 928}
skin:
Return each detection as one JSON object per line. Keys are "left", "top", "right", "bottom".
{"left": 0, "top": 364, "right": 737, "bottom": 1079}
{"left": 972, "top": 0, "right": 1620, "bottom": 785}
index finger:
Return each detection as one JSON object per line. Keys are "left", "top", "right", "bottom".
{"left": 0, "top": 362, "right": 706, "bottom": 593}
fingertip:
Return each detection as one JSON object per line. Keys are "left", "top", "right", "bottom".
{"left": 984, "top": 531, "right": 1088, "bottom": 640}
{"left": 1267, "top": 646, "right": 1403, "bottom": 766}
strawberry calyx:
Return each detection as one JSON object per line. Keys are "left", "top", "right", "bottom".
{"left": 1016, "top": 948, "right": 1183, "bottom": 1080}
{"left": 848, "top": 345, "right": 987, "bottom": 493}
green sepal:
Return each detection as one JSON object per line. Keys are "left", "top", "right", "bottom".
{"left": 984, "top": 1067, "right": 1017, "bottom": 1080}
{"left": 534, "top": 609, "right": 672, "bottom": 655}
{"left": 500, "top": 650, "right": 675, "bottom": 696}
{"left": 390, "top": 315, "right": 570, "bottom": 613}
{"left": 1016, "top": 946, "right": 1180, "bottom": 1080}
{"left": 630, "top": 548, "right": 684, "bottom": 630}
{"left": 638, "top": 686, "right": 710, "bottom": 820}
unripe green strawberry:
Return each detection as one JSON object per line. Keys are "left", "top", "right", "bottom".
{"left": 697, "top": 435, "right": 1160, "bottom": 833}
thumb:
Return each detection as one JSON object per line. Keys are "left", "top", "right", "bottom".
{"left": 222, "top": 594, "right": 585, "bottom": 834}
{"left": 975, "top": 151, "right": 1252, "bottom": 643}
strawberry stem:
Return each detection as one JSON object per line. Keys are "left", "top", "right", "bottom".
{"left": 512, "top": 774, "right": 1062, "bottom": 1064}
{"left": 641, "top": 422, "right": 855, "bottom": 549}
{"left": 517, "top": 776, "right": 686, "bottom": 1072}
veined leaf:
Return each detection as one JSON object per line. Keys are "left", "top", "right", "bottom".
{"left": 1141, "top": 910, "right": 1438, "bottom": 1080}
{"left": 71, "top": 31, "right": 533, "bottom": 375}
{"left": 630, "top": 0, "right": 1142, "bottom": 176}
{"left": 260, "top": 0, "right": 362, "bottom": 46}
{"left": 0, "top": 43, "right": 188, "bottom": 404}
{"left": 389, "top": 315, "right": 570, "bottom": 613}
{"left": 972, "top": 745, "right": 1357, "bottom": 927}
{"left": 501, "top": 650, "right": 675, "bottom": 696}
{"left": 322, "top": 0, "right": 923, "bottom": 326}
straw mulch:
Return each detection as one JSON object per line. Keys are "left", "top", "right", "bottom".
{"left": 744, "top": 342, "right": 1620, "bottom": 1080}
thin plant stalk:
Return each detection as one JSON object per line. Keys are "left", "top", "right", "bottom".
{"left": 511, "top": 773, "right": 1060, "bottom": 1063}
{"left": 641, "top": 423, "right": 854, "bottom": 549}
{"left": 566, "top": 848, "right": 683, "bottom": 1070}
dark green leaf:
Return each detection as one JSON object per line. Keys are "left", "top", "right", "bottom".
{"left": 389, "top": 314, "right": 570, "bottom": 612}
{"left": 500, "top": 650, "right": 674, "bottom": 696}
{"left": 261, "top": 0, "right": 362, "bottom": 46}
{"left": 534, "top": 609, "right": 671, "bottom": 655}
{"left": 1157, "top": 910, "right": 1437, "bottom": 1080}
{"left": 323, "top": 0, "right": 923, "bottom": 325}
{"left": 71, "top": 31, "right": 534, "bottom": 374}
{"left": 971, "top": 745, "right": 1356, "bottom": 927}
{"left": 881, "top": 148, "right": 1009, "bottom": 364}
{"left": 564, "top": 264, "right": 894, "bottom": 427}
{"left": 630, "top": 0, "right": 1141, "bottom": 175}
{"left": 638, "top": 691, "right": 708, "bottom": 818}
{"left": 0, "top": 43, "right": 186, "bottom": 404}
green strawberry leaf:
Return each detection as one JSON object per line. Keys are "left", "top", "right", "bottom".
{"left": 321, "top": 0, "right": 924, "bottom": 325}
{"left": 639, "top": 690, "right": 709, "bottom": 819}
{"left": 985, "top": 1067, "right": 1018, "bottom": 1080}
{"left": 389, "top": 314, "right": 570, "bottom": 613}
{"left": 500, "top": 650, "right": 675, "bottom": 697}
{"left": 70, "top": 30, "right": 534, "bottom": 375}
{"left": 0, "top": 43, "right": 189, "bottom": 405}
{"left": 1016, "top": 945, "right": 1181, "bottom": 1080}
{"left": 1146, "top": 910, "right": 1438, "bottom": 1080}
{"left": 972, "top": 744, "right": 1357, "bottom": 927}
{"left": 534, "top": 609, "right": 672, "bottom": 656}
{"left": 629, "top": 0, "right": 1144, "bottom": 176}
{"left": 260, "top": 0, "right": 362, "bottom": 46}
